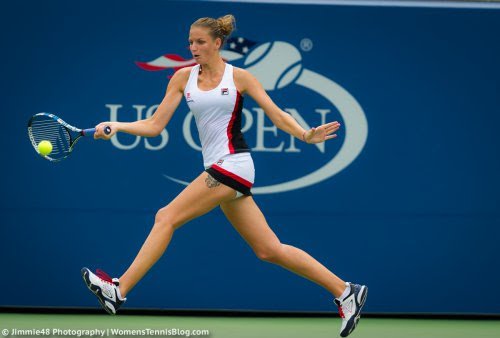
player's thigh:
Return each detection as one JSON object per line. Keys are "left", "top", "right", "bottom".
{"left": 220, "top": 197, "right": 281, "bottom": 251}
{"left": 160, "top": 171, "right": 236, "bottom": 228}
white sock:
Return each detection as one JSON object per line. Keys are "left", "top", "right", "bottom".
{"left": 113, "top": 278, "right": 126, "bottom": 301}
{"left": 116, "top": 286, "right": 126, "bottom": 301}
{"left": 337, "top": 282, "right": 351, "bottom": 301}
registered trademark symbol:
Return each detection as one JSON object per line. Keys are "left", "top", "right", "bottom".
{"left": 300, "top": 38, "right": 313, "bottom": 52}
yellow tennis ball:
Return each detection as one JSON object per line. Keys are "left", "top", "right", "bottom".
{"left": 38, "top": 140, "right": 53, "bottom": 156}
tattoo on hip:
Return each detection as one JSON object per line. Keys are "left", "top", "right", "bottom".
{"left": 205, "top": 174, "right": 221, "bottom": 188}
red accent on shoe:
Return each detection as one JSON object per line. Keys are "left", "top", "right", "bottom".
{"left": 96, "top": 269, "right": 113, "bottom": 283}
{"left": 338, "top": 306, "right": 345, "bottom": 318}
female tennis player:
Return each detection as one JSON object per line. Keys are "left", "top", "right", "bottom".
{"left": 81, "top": 15, "right": 367, "bottom": 337}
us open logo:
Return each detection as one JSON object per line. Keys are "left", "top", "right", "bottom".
{"left": 109, "top": 38, "right": 368, "bottom": 194}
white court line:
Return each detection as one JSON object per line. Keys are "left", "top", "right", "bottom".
{"left": 200, "top": 0, "right": 500, "bottom": 9}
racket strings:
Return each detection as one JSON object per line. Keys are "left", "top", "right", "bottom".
{"left": 29, "top": 117, "right": 72, "bottom": 157}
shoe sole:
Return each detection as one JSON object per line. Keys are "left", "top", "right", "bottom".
{"left": 81, "top": 268, "right": 115, "bottom": 315}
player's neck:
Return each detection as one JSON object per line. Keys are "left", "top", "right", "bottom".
{"left": 199, "top": 56, "right": 225, "bottom": 76}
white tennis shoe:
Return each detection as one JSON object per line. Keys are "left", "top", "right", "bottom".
{"left": 81, "top": 267, "right": 126, "bottom": 315}
{"left": 334, "top": 283, "right": 368, "bottom": 337}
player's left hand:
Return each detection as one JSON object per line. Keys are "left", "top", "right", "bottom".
{"left": 303, "top": 121, "right": 341, "bottom": 144}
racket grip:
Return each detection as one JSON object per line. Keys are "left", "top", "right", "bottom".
{"left": 82, "top": 126, "right": 112, "bottom": 136}
{"left": 83, "top": 128, "right": 95, "bottom": 135}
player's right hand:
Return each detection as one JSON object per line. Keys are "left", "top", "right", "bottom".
{"left": 94, "top": 122, "right": 119, "bottom": 140}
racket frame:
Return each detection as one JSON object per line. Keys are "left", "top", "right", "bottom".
{"left": 27, "top": 112, "right": 96, "bottom": 162}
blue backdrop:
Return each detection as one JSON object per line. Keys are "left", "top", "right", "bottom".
{"left": 1, "top": 0, "right": 499, "bottom": 314}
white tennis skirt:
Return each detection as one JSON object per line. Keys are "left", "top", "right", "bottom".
{"left": 205, "top": 152, "right": 255, "bottom": 196}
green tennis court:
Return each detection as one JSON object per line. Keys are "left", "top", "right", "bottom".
{"left": 1, "top": 314, "right": 499, "bottom": 338}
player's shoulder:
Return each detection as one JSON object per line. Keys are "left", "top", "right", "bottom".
{"left": 233, "top": 66, "right": 257, "bottom": 85}
{"left": 172, "top": 66, "right": 193, "bottom": 81}
{"left": 233, "top": 66, "right": 250, "bottom": 78}
{"left": 168, "top": 66, "right": 194, "bottom": 92}
{"left": 233, "top": 66, "right": 260, "bottom": 94}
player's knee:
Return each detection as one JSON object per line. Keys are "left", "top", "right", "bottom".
{"left": 154, "top": 207, "right": 176, "bottom": 231}
{"left": 255, "top": 243, "right": 283, "bottom": 263}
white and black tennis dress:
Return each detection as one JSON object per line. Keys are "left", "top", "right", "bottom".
{"left": 184, "top": 63, "right": 254, "bottom": 196}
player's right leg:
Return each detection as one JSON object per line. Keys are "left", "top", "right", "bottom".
{"left": 81, "top": 171, "right": 236, "bottom": 314}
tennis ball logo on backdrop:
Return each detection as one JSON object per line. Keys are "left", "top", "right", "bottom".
{"left": 119, "top": 37, "right": 368, "bottom": 194}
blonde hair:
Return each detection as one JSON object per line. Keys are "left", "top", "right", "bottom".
{"left": 191, "top": 14, "right": 235, "bottom": 47}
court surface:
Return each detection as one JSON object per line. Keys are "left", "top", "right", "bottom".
{"left": 1, "top": 313, "right": 499, "bottom": 338}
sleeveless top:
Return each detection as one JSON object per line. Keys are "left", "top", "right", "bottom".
{"left": 184, "top": 64, "right": 250, "bottom": 168}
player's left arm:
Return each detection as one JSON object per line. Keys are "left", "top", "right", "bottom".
{"left": 234, "top": 68, "right": 340, "bottom": 144}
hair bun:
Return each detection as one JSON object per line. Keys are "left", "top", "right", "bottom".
{"left": 217, "top": 14, "right": 235, "bottom": 37}
{"left": 191, "top": 15, "right": 236, "bottom": 47}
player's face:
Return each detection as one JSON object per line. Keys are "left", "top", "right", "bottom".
{"left": 189, "top": 26, "right": 221, "bottom": 63}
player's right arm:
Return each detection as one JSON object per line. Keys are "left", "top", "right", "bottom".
{"left": 94, "top": 67, "right": 191, "bottom": 139}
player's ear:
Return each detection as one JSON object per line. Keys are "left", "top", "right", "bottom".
{"left": 215, "top": 37, "right": 222, "bottom": 50}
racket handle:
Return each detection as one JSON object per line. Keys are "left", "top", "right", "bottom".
{"left": 82, "top": 128, "right": 95, "bottom": 135}
{"left": 82, "top": 126, "right": 112, "bottom": 136}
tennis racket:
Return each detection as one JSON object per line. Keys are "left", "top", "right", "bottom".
{"left": 27, "top": 112, "right": 111, "bottom": 162}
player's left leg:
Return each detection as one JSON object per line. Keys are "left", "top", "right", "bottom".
{"left": 220, "top": 196, "right": 367, "bottom": 337}
{"left": 220, "top": 196, "right": 345, "bottom": 296}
